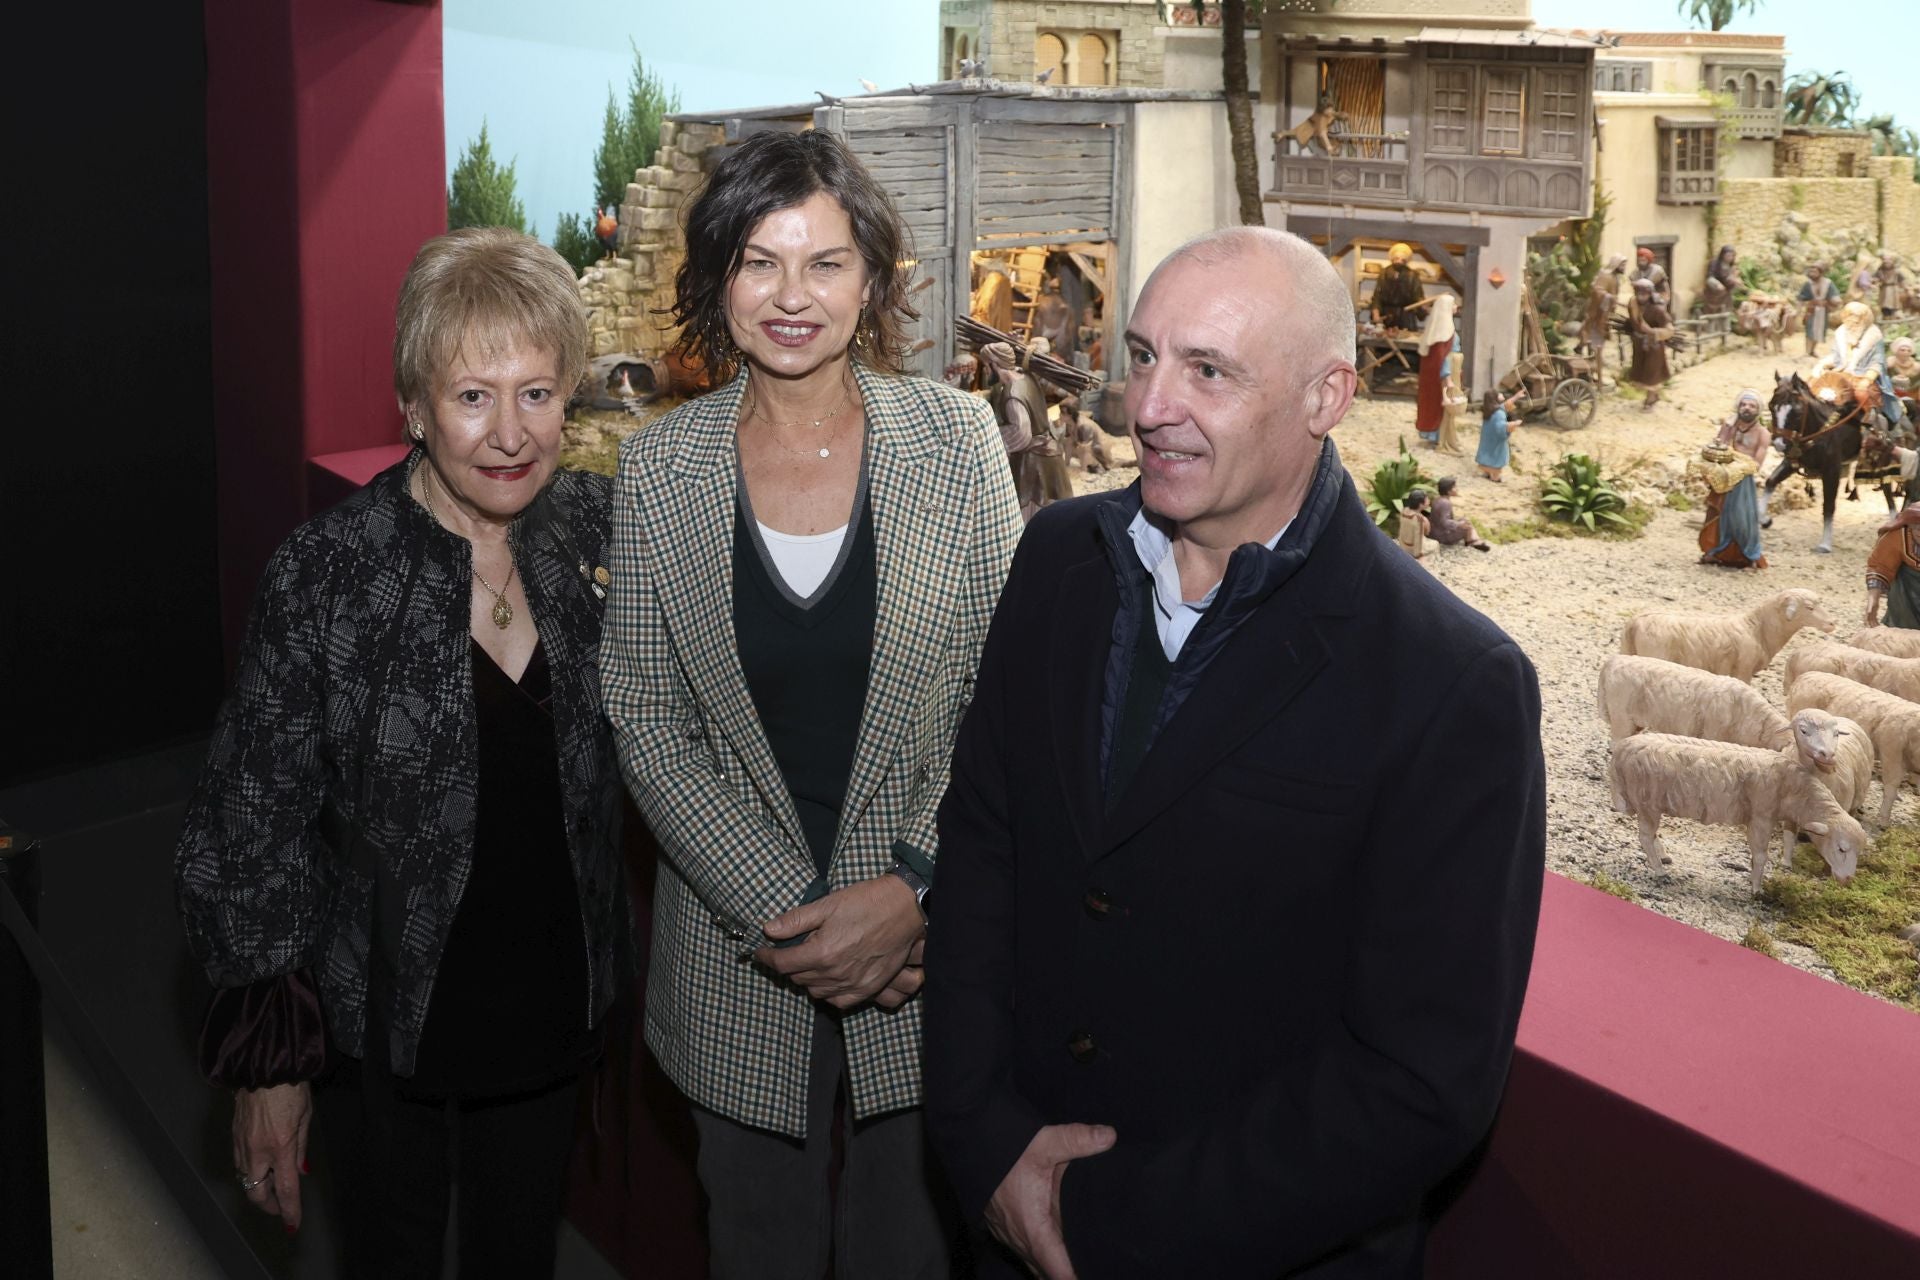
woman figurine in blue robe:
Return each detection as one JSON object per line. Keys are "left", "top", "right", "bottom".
{"left": 1700, "top": 389, "right": 1769, "bottom": 569}
{"left": 1475, "top": 388, "right": 1523, "bottom": 482}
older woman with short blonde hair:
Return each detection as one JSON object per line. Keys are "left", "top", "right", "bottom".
{"left": 177, "top": 227, "right": 627, "bottom": 1277}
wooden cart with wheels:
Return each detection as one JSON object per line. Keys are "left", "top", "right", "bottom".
{"left": 1496, "top": 283, "right": 1601, "bottom": 427}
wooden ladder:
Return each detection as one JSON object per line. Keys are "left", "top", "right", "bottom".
{"left": 1004, "top": 247, "right": 1050, "bottom": 341}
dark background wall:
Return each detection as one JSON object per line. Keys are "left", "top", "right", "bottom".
{"left": 1, "top": 7, "right": 223, "bottom": 787}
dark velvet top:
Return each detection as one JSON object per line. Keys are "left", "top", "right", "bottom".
{"left": 731, "top": 494, "right": 878, "bottom": 876}
{"left": 407, "top": 638, "right": 595, "bottom": 1097}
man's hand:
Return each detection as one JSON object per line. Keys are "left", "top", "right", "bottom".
{"left": 986, "top": 1123, "right": 1117, "bottom": 1280}
{"left": 757, "top": 875, "right": 924, "bottom": 1008}
{"left": 233, "top": 1081, "right": 311, "bottom": 1232}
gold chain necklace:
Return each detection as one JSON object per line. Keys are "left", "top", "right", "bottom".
{"left": 747, "top": 383, "right": 855, "bottom": 459}
{"left": 418, "top": 460, "right": 517, "bottom": 629}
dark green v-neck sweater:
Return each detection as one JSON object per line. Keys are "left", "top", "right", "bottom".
{"left": 731, "top": 495, "right": 878, "bottom": 875}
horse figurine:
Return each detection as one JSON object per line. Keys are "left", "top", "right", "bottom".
{"left": 1763, "top": 371, "right": 1905, "bottom": 552}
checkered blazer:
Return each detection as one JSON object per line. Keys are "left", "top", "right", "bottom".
{"left": 602, "top": 363, "right": 1023, "bottom": 1137}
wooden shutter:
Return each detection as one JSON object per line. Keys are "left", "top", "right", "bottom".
{"left": 974, "top": 121, "right": 1116, "bottom": 246}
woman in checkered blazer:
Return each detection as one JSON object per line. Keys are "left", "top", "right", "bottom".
{"left": 601, "top": 130, "right": 1023, "bottom": 1277}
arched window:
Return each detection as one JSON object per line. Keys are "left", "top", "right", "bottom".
{"left": 1035, "top": 32, "right": 1067, "bottom": 84}
{"left": 1723, "top": 77, "right": 1739, "bottom": 100}
{"left": 1741, "top": 72, "right": 1758, "bottom": 108}
{"left": 1076, "top": 32, "right": 1112, "bottom": 86}
{"left": 1761, "top": 78, "right": 1777, "bottom": 109}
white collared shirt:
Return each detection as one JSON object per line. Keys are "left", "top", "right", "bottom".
{"left": 1126, "top": 509, "right": 1290, "bottom": 661}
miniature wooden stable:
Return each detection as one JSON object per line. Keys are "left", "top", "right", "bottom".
{"left": 682, "top": 84, "right": 1195, "bottom": 386}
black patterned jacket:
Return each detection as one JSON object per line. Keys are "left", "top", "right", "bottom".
{"left": 175, "top": 456, "right": 628, "bottom": 1076}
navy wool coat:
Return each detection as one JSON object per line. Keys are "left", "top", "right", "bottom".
{"left": 925, "top": 446, "right": 1547, "bottom": 1278}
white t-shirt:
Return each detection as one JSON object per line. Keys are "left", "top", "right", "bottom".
{"left": 757, "top": 521, "right": 848, "bottom": 599}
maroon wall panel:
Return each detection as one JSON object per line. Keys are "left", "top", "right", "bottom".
{"left": 204, "top": 0, "right": 444, "bottom": 655}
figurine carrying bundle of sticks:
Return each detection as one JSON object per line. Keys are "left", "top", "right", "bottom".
{"left": 1613, "top": 278, "right": 1688, "bottom": 411}
{"left": 957, "top": 316, "right": 1109, "bottom": 520}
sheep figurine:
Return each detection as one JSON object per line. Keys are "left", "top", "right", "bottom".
{"left": 1781, "top": 708, "right": 1876, "bottom": 851}
{"left": 1609, "top": 733, "right": 1865, "bottom": 892}
{"left": 1596, "top": 655, "right": 1791, "bottom": 747}
{"left": 1620, "top": 588, "right": 1837, "bottom": 682}
{"left": 1845, "top": 627, "right": 1920, "bottom": 660}
{"left": 1785, "top": 640, "right": 1920, "bottom": 703}
{"left": 1783, "top": 708, "right": 1876, "bottom": 814}
{"left": 1788, "top": 671, "right": 1920, "bottom": 824}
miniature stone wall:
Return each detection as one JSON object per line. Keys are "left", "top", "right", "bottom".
{"left": 1717, "top": 180, "right": 1894, "bottom": 301}
{"left": 940, "top": 0, "right": 1165, "bottom": 87}
{"left": 1870, "top": 155, "right": 1920, "bottom": 256}
{"left": 576, "top": 119, "right": 725, "bottom": 361}
{"left": 1719, "top": 177, "right": 1876, "bottom": 256}
{"left": 1774, "top": 129, "right": 1872, "bottom": 179}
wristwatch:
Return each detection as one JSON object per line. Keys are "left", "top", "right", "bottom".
{"left": 887, "top": 861, "right": 931, "bottom": 916}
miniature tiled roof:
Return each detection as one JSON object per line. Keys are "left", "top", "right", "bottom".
{"left": 1550, "top": 29, "right": 1786, "bottom": 50}
{"left": 1409, "top": 27, "right": 1606, "bottom": 49}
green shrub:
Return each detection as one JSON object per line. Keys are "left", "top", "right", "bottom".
{"left": 1363, "top": 438, "right": 1436, "bottom": 537}
{"left": 447, "top": 121, "right": 529, "bottom": 234}
{"left": 552, "top": 211, "right": 603, "bottom": 275}
{"left": 1542, "top": 452, "right": 1632, "bottom": 531}
{"left": 1737, "top": 258, "right": 1778, "bottom": 300}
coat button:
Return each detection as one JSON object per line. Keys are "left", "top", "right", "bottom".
{"left": 1067, "top": 1029, "right": 1098, "bottom": 1063}
{"left": 1083, "top": 888, "right": 1112, "bottom": 920}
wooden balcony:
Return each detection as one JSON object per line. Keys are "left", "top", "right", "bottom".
{"left": 1269, "top": 133, "right": 1588, "bottom": 220}
{"left": 1271, "top": 133, "right": 1412, "bottom": 205}
{"left": 1721, "top": 104, "right": 1784, "bottom": 140}
{"left": 1658, "top": 169, "right": 1719, "bottom": 205}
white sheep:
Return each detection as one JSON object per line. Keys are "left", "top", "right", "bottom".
{"left": 1596, "top": 655, "right": 1791, "bottom": 747}
{"left": 1608, "top": 733, "right": 1864, "bottom": 892}
{"left": 1779, "top": 709, "right": 1876, "bottom": 854}
{"left": 1787, "top": 671, "right": 1920, "bottom": 823}
{"left": 1783, "top": 708, "right": 1876, "bottom": 815}
{"left": 1784, "top": 641, "right": 1920, "bottom": 704}
{"left": 1845, "top": 627, "right": 1920, "bottom": 660}
{"left": 1620, "top": 589, "right": 1837, "bottom": 682}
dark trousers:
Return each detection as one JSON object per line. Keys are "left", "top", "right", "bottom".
{"left": 691, "top": 1007, "right": 954, "bottom": 1280}
{"left": 314, "top": 1060, "right": 581, "bottom": 1280}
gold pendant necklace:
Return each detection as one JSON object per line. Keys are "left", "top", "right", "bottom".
{"left": 749, "top": 382, "right": 854, "bottom": 459}
{"left": 473, "top": 562, "right": 516, "bottom": 629}
{"left": 417, "top": 456, "right": 516, "bottom": 629}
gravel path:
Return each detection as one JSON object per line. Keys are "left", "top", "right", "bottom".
{"left": 1079, "top": 345, "right": 1916, "bottom": 978}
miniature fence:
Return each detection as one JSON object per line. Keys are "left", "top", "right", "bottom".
{"left": 1610, "top": 310, "right": 1735, "bottom": 373}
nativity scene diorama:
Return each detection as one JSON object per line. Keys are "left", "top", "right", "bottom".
{"left": 464, "top": 0, "right": 1918, "bottom": 1010}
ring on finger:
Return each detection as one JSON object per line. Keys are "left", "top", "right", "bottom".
{"left": 238, "top": 1169, "right": 269, "bottom": 1191}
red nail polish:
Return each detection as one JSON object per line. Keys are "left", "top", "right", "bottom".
{"left": 300, "top": 1158, "right": 311, "bottom": 1175}
{"left": 285, "top": 1223, "right": 298, "bottom": 1236}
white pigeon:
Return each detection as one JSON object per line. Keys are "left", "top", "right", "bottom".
{"left": 859, "top": 78, "right": 880, "bottom": 93}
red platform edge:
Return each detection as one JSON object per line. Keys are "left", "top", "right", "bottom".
{"left": 307, "top": 444, "right": 411, "bottom": 514}
{"left": 1430, "top": 871, "right": 1920, "bottom": 1275}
